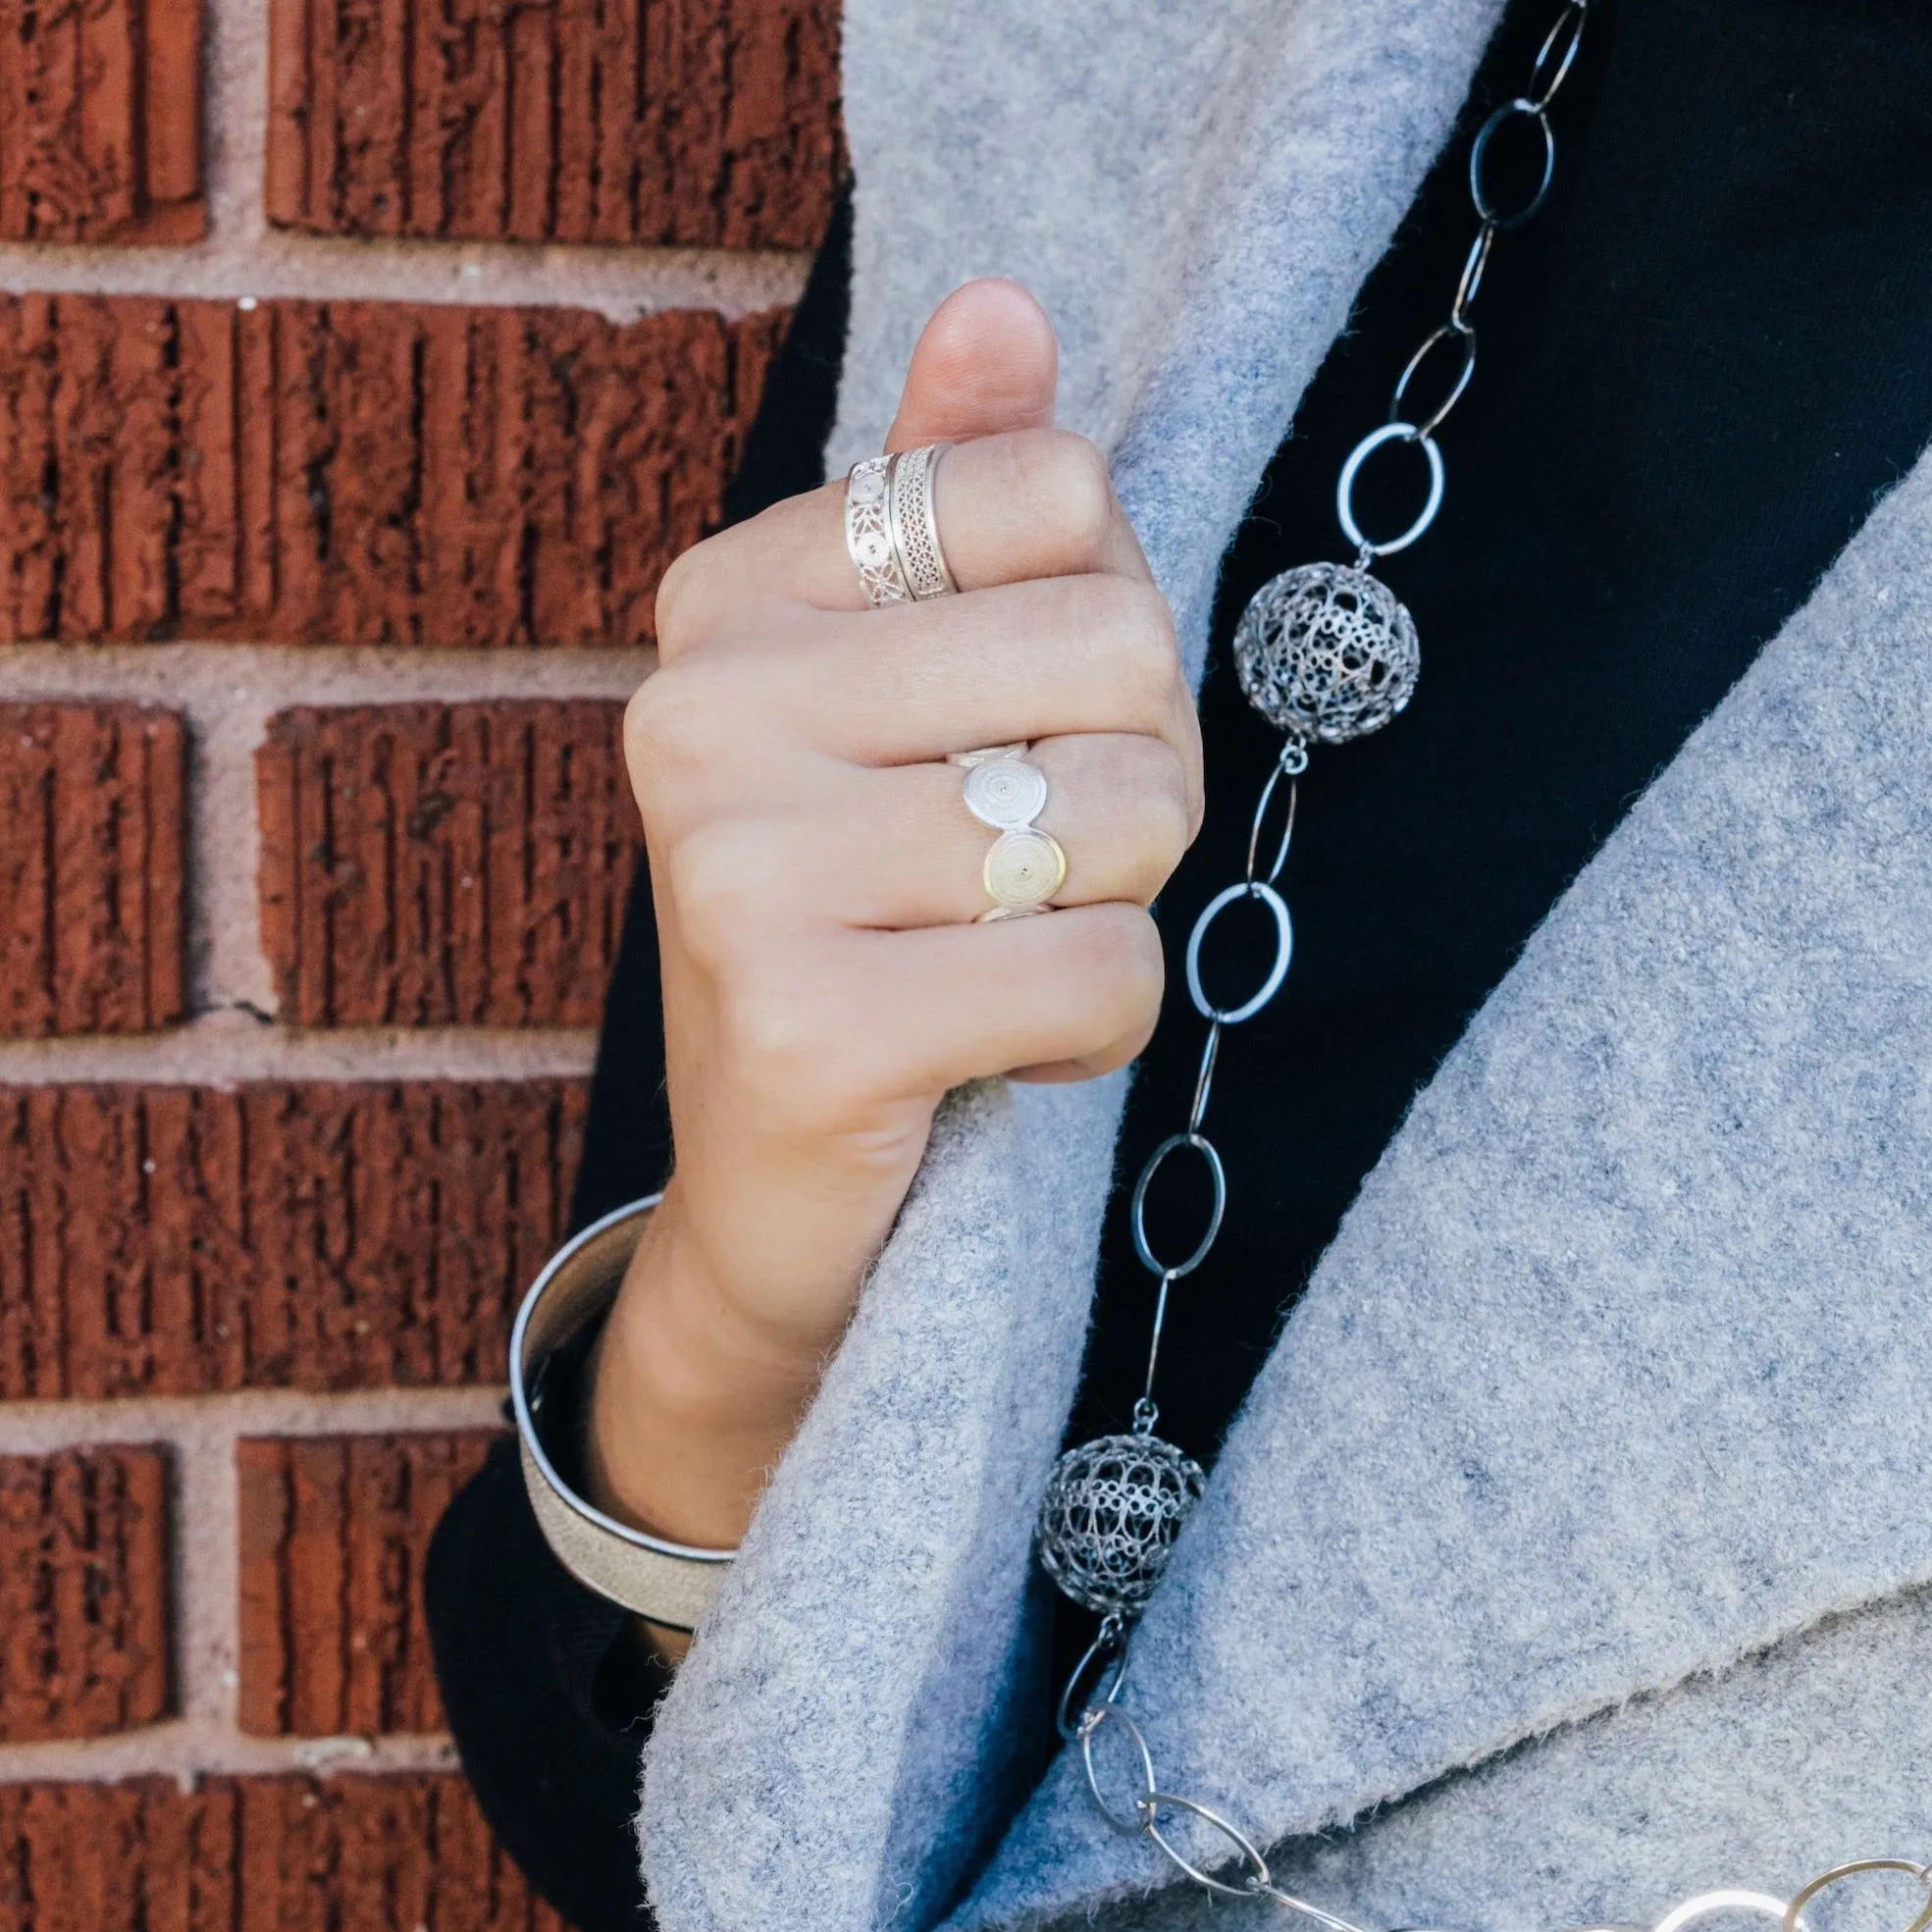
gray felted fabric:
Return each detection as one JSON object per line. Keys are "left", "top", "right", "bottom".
{"left": 637, "top": 3, "right": 1932, "bottom": 1929}
{"left": 641, "top": 1071, "right": 1126, "bottom": 1932}
{"left": 1069, "top": 1587, "right": 1932, "bottom": 1932}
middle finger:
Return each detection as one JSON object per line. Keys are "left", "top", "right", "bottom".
{"left": 712, "top": 573, "right": 1202, "bottom": 825}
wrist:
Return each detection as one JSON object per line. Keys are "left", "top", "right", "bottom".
{"left": 586, "top": 1187, "right": 833, "bottom": 1549}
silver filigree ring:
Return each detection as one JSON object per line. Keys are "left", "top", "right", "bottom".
{"left": 846, "top": 445, "right": 957, "bottom": 606}
{"left": 889, "top": 443, "right": 958, "bottom": 600}
{"left": 949, "top": 746, "right": 1064, "bottom": 918}
{"left": 845, "top": 454, "right": 912, "bottom": 605}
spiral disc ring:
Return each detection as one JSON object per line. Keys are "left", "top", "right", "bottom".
{"left": 951, "top": 746, "right": 1066, "bottom": 918}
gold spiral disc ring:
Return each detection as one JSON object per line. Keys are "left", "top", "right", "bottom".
{"left": 984, "top": 827, "right": 1068, "bottom": 912}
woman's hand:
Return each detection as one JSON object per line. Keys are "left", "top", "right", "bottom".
{"left": 587, "top": 281, "right": 1201, "bottom": 1570}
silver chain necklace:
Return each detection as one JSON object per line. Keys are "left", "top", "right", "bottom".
{"left": 1029, "top": 1, "right": 1637, "bottom": 1906}
{"left": 1028, "top": 5, "right": 1923, "bottom": 1914}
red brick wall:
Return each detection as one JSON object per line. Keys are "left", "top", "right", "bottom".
{"left": 265, "top": 0, "right": 840, "bottom": 247}
{"left": 0, "top": 0, "right": 204, "bottom": 242}
{"left": 0, "top": 0, "right": 833, "bottom": 1917}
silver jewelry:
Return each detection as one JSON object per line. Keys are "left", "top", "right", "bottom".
{"left": 983, "top": 826, "right": 1068, "bottom": 915}
{"left": 1036, "top": 1433, "right": 1205, "bottom": 1617}
{"left": 510, "top": 1195, "right": 735, "bottom": 1630}
{"left": 950, "top": 746, "right": 1066, "bottom": 917}
{"left": 1233, "top": 560, "right": 1419, "bottom": 746}
{"left": 962, "top": 756, "right": 1048, "bottom": 829}
{"left": 1035, "top": 0, "right": 1619, "bottom": 1900}
{"left": 887, "top": 442, "right": 958, "bottom": 599}
{"left": 846, "top": 444, "right": 958, "bottom": 606}
{"left": 845, "top": 453, "right": 913, "bottom": 605}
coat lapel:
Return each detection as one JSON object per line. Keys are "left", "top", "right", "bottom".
{"left": 952, "top": 443, "right": 1932, "bottom": 1928}
{"left": 639, "top": 3, "right": 1503, "bottom": 1928}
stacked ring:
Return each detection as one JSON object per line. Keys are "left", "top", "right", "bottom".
{"left": 844, "top": 453, "right": 910, "bottom": 605}
{"left": 888, "top": 444, "right": 958, "bottom": 600}
{"left": 950, "top": 746, "right": 1066, "bottom": 918}
{"left": 844, "top": 444, "right": 957, "bottom": 607}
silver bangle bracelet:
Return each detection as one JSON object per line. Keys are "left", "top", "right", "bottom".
{"left": 509, "top": 1194, "right": 736, "bottom": 1631}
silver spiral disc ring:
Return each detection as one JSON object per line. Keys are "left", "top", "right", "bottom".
{"left": 984, "top": 827, "right": 1067, "bottom": 913}
{"left": 964, "top": 757, "right": 1049, "bottom": 829}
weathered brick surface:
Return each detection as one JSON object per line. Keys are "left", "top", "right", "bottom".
{"left": 0, "top": 1080, "right": 586, "bottom": 1398}
{"left": 0, "top": 1446, "right": 171, "bottom": 1742}
{"left": 0, "top": 294, "right": 787, "bottom": 647}
{"left": 0, "top": 705, "right": 187, "bottom": 1038}
{"left": 0, "top": 0, "right": 203, "bottom": 241}
{"left": 237, "top": 1432, "right": 496, "bottom": 1737}
{"left": 258, "top": 703, "right": 641, "bottom": 1028}
{"left": 266, "top": 0, "right": 839, "bottom": 249}
{"left": 0, "top": 1775, "right": 570, "bottom": 1929}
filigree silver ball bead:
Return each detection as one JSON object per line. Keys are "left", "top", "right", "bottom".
{"left": 1036, "top": 1433, "right": 1207, "bottom": 1617}
{"left": 1232, "top": 561, "right": 1420, "bottom": 745}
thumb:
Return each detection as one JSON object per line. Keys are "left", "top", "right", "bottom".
{"left": 885, "top": 279, "right": 1058, "bottom": 451}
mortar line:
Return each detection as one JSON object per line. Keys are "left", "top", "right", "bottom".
{"left": 0, "top": 1019, "right": 600, "bottom": 1085}
{"left": 0, "top": 238, "right": 812, "bottom": 319}
{"left": 175, "top": 1420, "right": 240, "bottom": 1731}
{"left": 0, "top": 1385, "right": 508, "bottom": 1452}
{"left": 0, "top": 643, "right": 655, "bottom": 706}
{"left": 0, "top": 1725, "right": 464, "bottom": 1789}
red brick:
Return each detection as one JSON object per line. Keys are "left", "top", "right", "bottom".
{"left": 0, "top": 705, "right": 187, "bottom": 1037}
{"left": 258, "top": 703, "right": 642, "bottom": 1028}
{"left": 0, "top": 1079, "right": 586, "bottom": 1398}
{"left": 0, "top": 294, "right": 788, "bottom": 647}
{"left": 265, "top": 0, "right": 839, "bottom": 249}
{"left": 0, "top": 0, "right": 204, "bottom": 242}
{"left": 0, "top": 1446, "right": 171, "bottom": 1741}
{"left": 237, "top": 1432, "right": 496, "bottom": 1737}
{"left": 0, "top": 1774, "right": 571, "bottom": 1929}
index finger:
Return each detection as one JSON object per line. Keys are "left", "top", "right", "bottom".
{"left": 657, "top": 428, "right": 1154, "bottom": 644}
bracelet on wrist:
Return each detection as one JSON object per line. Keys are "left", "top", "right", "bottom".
{"left": 510, "top": 1195, "right": 737, "bottom": 1632}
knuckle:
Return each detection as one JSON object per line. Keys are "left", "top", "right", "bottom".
{"left": 719, "top": 957, "right": 813, "bottom": 1076}
{"left": 653, "top": 536, "right": 715, "bottom": 652}
{"left": 1077, "top": 736, "right": 1188, "bottom": 898}
{"left": 718, "top": 954, "right": 871, "bottom": 1132}
{"left": 1063, "top": 903, "right": 1165, "bottom": 1035}
{"left": 623, "top": 657, "right": 732, "bottom": 802}
{"left": 1009, "top": 429, "right": 1117, "bottom": 561}
{"left": 1127, "top": 742, "right": 1192, "bottom": 881}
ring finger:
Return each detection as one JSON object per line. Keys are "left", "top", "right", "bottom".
{"left": 806, "top": 734, "right": 1190, "bottom": 929}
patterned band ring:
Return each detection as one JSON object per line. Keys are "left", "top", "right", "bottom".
{"left": 948, "top": 745, "right": 1065, "bottom": 919}
{"left": 887, "top": 443, "right": 958, "bottom": 600}
{"left": 845, "top": 453, "right": 913, "bottom": 605}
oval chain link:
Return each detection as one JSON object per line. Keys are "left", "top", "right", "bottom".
{"left": 1377, "top": 0, "right": 1589, "bottom": 461}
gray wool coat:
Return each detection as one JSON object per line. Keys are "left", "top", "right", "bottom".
{"left": 635, "top": 2, "right": 1932, "bottom": 1927}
